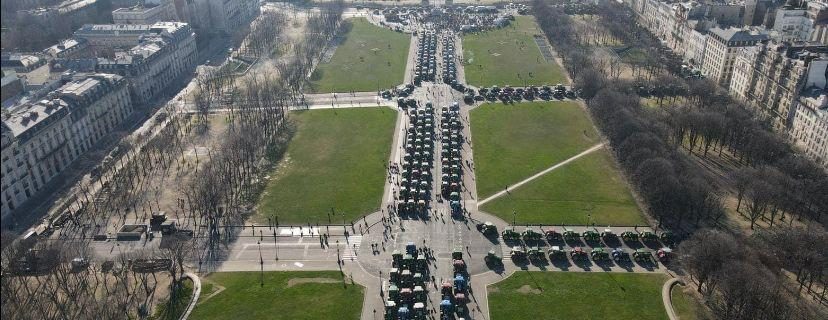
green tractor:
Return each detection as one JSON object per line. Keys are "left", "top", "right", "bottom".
{"left": 591, "top": 247, "right": 609, "bottom": 261}
{"left": 502, "top": 227, "right": 521, "bottom": 241}
{"left": 452, "top": 247, "right": 463, "bottom": 260}
{"left": 633, "top": 249, "right": 652, "bottom": 262}
{"left": 640, "top": 231, "right": 658, "bottom": 242}
{"left": 476, "top": 221, "right": 497, "bottom": 236}
{"left": 582, "top": 230, "right": 600, "bottom": 242}
{"left": 548, "top": 246, "right": 566, "bottom": 261}
{"left": 522, "top": 229, "right": 542, "bottom": 242}
{"left": 563, "top": 228, "right": 580, "bottom": 241}
{"left": 485, "top": 250, "right": 503, "bottom": 266}
{"left": 392, "top": 250, "right": 403, "bottom": 267}
{"left": 659, "top": 231, "right": 675, "bottom": 245}
{"left": 601, "top": 229, "right": 616, "bottom": 240}
{"left": 510, "top": 246, "right": 526, "bottom": 261}
{"left": 528, "top": 246, "right": 544, "bottom": 261}
{"left": 621, "top": 231, "right": 639, "bottom": 242}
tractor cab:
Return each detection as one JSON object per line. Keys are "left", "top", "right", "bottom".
{"left": 657, "top": 247, "right": 673, "bottom": 262}
{"left": 591, "top": 247, "right": 608, "bottom": 261}
{"left": 485, "top": 250, "right": 502, "bottom": 265}
{"left": 582, "top": 230, "right": 600, "bottom": 242}
{"left": 545, "top": 228, "right": 561, "bottom": 241}
{"left": 510, "top": 246, "right": 526, "bottom": 260}
{"left": 611, "top": 248, "right": 629, "bottom": 262}
{"left": 601, "top": 229, "right": 616, "bottom": 240}
{"left": 570, "top": 247, "right": 587, "bottom": 260}
{"left": 633, "top": 249, "right": 652, "bottom": 262}
{"left": 548, "top": 246, "right": 566, "bottom": 260}
{"left": 563, "top": 227, "right": 579, "bottom": 240}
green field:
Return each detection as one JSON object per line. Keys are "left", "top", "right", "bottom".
{"left": 489, "top": 272, "right": 669, "bottom": 320}
{"left": 309, "top": 18, "right": 410, "bottom": 93}
{"left": 672, "top": 285, "right": 711, "bottom": 320}
{"left": 470, "top": 101, "right": 599, "bottom": 199}
{"left": 257, "top": 108, "right": 396, "bottom": 224}
{"left": 481, "top": 148, "right": 645, "bottom": 226}
{"left": 191, "top": 271, "right": 363, "bottom": 320}
{"left": 462, "top": 16, "right": 567, "bottom": 87}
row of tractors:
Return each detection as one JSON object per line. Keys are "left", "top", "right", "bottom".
{"left": 510, "top": 245, "right": 672, "bottom": 264}
{"left": 440, "top": 102, "right": 465, "bottom": 216}
{"left": 500, "top": 227, "right": 675, "bottom": 248}
{"left": 397, "top": 104, "right": 435, "bottom": 216}
{"left": 441, "top": 33, "right": 460, "bottom": 89}
{"left": 441, "top": 248, "right": 470, "bottom": 320}
{"left": 414, "top": 30, "right": 437, "bottom": 84}
{"left": 386, "top": 243, "right": 429, "bottom": 320}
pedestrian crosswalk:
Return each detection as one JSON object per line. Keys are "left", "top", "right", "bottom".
{"left": 341, "top": 236, "right": 363, "bottom": 260}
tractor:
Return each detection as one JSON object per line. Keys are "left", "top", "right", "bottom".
{"left": 502, "top": 227, "right": 521, "bottom": 241}
{"left": 522, "top": 229, "right": 542, "bottom": 242}
{"left": 392, "top": 250, "right": 403, "bottom": 267}
{"left": 601, "top": 229, "right": 616, "bottom": 240}
{"left": 485, "top": 250, "right": 503, "bottom": 266}
{"left": 544, "top": 229, "right": 562, "bottom": 241}
{"left": 633, "top": 249, "right": 652, "bottom": 263}
{"left": 591, "top": 247, "right": 609, "bottom": 261}
{"left": 621, "top": 231, "right": 639, "bottom": 242}
{"left": 476, "top": 221, "right": 498, "bottom": 236}
{"left": 582, "top": 230, "right": 600, "bottom": 242}
{"left": 611, "top": 248, "right": 629, "bottom": 262}
{"left": 563, "top": 228, "right": 579, "bottom": 241}
{"left": 453, "top": 259, "right": 466, "bottom": 273}
{"left": 570, "top": 247, "right": 588, "bottom": 261}
{"left": 528, "top": 246, "right": 545, "bottom": 261}
{"left": 548, "top": 246, "right": 566, "bottom": 261}
{"left": 452, "top": 248, "right": 463, "bottom": 260}
{"left": 660, "top": 232, "right": 675, "bottom": 246}
{"left": 640, "top": 231, "right": 658, "bottom": 242}
{"left": 510, "top": 246, "right": 526, "bottom": 261}
{"left": 657, "top": 248, "right": 673, "bottom": 262}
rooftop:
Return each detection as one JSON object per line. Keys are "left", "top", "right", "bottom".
{"left": 710, "top": 27, "right": 770, "bottom": 42}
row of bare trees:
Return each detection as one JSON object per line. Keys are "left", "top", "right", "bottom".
{"left": 244, "top": 11, "right": 288, "bottom": 58}
{"left": 533, "top": 0, "right": 828, "bottom": 316}
{"left": 0, "top": 233, "right": 192, "bottom": 320}
{"left": 679, "top": 228, "right": 827, "bottom": 320}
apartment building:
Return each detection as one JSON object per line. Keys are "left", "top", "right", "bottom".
{"left": 113, "top": 1, "right": 178, "bottom": 25}
{"left": 701, "top": 27, "right": 769, "bottom": 87}
{"left": 729, "top": 42, "right": 827, "bottom": 130}
{"left": 187, "top": 0, "right": 260, "bottom": 33}
{"left": 67, "top": 22, "right": 198, "bottom": 105}
{"left": 790, "top": 89, "right": 828, "bottom": 167}
{"left": 1, "top": 74, "right": 131, "bottom": 216}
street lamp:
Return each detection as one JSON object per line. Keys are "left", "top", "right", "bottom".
{"left": 273, "top": 230, "right": 279, "bottom": 260}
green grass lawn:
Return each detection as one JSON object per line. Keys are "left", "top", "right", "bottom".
{"left": 309, "top": 18, "right": 410, "bottom": 93}
{"left": 462, "top": 16, "right": 567, "bottom": 87}
{"left": 480, "top": 148, "right": 645, "bottom": 226}
{"left": 672, "top": 285, "right": 711, "bottom": 320}
{"left": 190, "top": 271, "right": 363, "bottom": 320}
{"left": 489, "top": 272, "right": 669, "bottom": 320}
{"left": 470, "top": 101, "right": 599, "bottom": 199}
{"left": 257, "top": 107, "right": 395, "bottom": 224}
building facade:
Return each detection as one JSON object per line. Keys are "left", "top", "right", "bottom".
{"left": 112, "top": 2, "right": 178, "bottom": 25}
{"left": 1, "top": 73, "right": 131, "bottom": 216}
{"left": 790, "top": 90, "right": 828, "bottom": 167}
{"left": 729, "top": 42, "right": 827, "bottom": 130}
{"left": 701, "top": 27, "right": 769, "bottom": 87}
{"left": 67, "top": 22, "right": 198, "bottom": 105}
